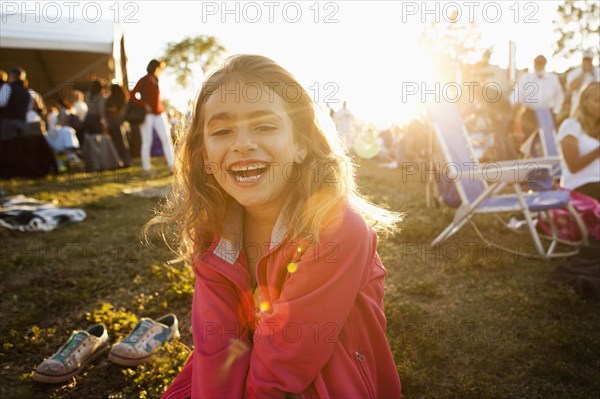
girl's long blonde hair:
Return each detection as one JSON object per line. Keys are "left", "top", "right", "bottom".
{"left": 573, "top": 81, "right": 600, "bottom": 139}
{"left": 146, "top": 54, "right": 402, "bottom": 262}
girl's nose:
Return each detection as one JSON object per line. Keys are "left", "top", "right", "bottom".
{"left": 231, "top": 125, "right": 257, "bottom": 153}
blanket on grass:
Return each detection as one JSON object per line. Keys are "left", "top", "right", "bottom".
{"left": 0, "top": 195, "right": 86, "bottom": 232}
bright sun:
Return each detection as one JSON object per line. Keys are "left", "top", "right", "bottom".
{"left": 393, "top": 46, "right": 440, "bottom": 126}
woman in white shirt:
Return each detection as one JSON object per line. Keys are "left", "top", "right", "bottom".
{"left": 557, "top": 82, "right": 600, "bottom": 200}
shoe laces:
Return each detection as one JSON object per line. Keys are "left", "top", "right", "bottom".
{"left": 125, "top": 320, "right": 153, "bottom": 344}
{"left": 54, "top": 332, "right": 87, "bottom": 362}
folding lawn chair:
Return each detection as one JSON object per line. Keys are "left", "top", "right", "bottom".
{"left": 519, "top": 108, "right": 563, "bottom": 179}
{"left": 427, "top": 101, "right": 587, "bottom": 260}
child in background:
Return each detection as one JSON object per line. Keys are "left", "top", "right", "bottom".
{"left": 152, "top": 54, "right": 403, "bottom": 399}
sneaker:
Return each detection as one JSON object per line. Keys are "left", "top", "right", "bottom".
{"left": 33, "top": 324, "right": 109, "bottom": 383}
{"left": 108, "top": 314, "right": 180, "bottom": 366}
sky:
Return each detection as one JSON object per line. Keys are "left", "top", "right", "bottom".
{"left": 8, "top": 0, "right": 595, "bottom": 128}
{"left": 120, "top": 0, "right": 580, "bottom": 128}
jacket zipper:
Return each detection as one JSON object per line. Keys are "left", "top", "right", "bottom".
{"left": 355, "top": 351, "right": 375, "bottom": 399}
{"left": 254, "top": 240, "right": 303, "bottom": 315}
{"left": 255, "top": 259, "right": 267, "bottom": 313}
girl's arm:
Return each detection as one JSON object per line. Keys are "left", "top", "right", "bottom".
{"left": 560, "top": 135, "right": 600, "bottom": 173}
{"left": 192, "top": 263, "right": 253, "bottom": 396}
{"left": 162, "top": 261, "right": 252, "bottom": 399}
{"left": 245, "top": 208, "right": 376, "bottom": 398}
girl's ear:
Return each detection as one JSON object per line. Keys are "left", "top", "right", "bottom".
{"left": 201, "top": 147, "right": 216, "bottom": 174}
{"left": 295, "top": 145, "right": 307, "bottom": 164}
{"left": 202, "top": 156, "right": 217, "bottom": 175}
{"left": 204, "top": 160, "right": 217, "bottom": 174}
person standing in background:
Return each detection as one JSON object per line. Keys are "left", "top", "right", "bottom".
{"left": 511, "top": 55, "right": 564, "bottom": 120}
{"left": 25, "top": 86, "right": 47, "bottom": 136}
{"left": 81, "top": 80, "right": 123, "bottom": 171}
{"left": 0, "top": 67, "right": 31, "bottom": 140}
{"left": 106, "top": 83, "right": 131, "bottom": 167}
{"left": 130, "top": 59, "right": 174, "bottom": 175}
{"left": 567, "top": 49, "right": 600, "bottom": 115}
{"left": 72, "top": 90, "right": 88, "bottom": 124}
{"left": 0, "top": 68, "right": 57, "bottom": 178}
{"left": 82, "top": 80, "right": 106, "bottom": 136}
{"left": 334, "top": 101, "right": 356, "bottom": 154}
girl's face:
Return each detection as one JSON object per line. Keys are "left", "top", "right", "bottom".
{"left": 202, "top": 83, "right": 305, "bottom": 219}
{"left": 583, "top": 87, "right": 600, "bottom": 120}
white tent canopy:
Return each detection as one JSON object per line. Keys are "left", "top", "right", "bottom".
{"left": 1, "top": 15, "right": 116, "bottom": 53}
{"left": 0, "top": 13, "right": 127, "bottom": 101}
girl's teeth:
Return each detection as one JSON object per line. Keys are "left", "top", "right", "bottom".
{"left": 235, "top": 173, "right": 263, "bottom": 183}
{"left": 231, "top": 163, "right": 266, "bottom": 172}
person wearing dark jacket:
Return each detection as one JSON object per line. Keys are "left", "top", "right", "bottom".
{"left": 106, "top": 83, "right": 132, "bottom": 166}
{"left": 0, "top": 67, "right": 57, "bottom": 178}
{"left": 0, "top": 67, "right": 31, "bottom": 140}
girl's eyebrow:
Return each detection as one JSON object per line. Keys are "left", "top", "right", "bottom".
{"left": 206, "top": 110, "right": 283, "bottom": 127}
{"left": 206, "top": 112, "right": 232, "bottom": 127}
{"left": 247, "top": 110, "right": 283, "bottom": 122}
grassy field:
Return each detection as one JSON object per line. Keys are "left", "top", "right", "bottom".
{"left": 1, "top": 158, "right": 599, "bottom": 399}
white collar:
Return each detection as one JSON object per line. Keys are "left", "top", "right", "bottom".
{"left": 213, "top": 199, "right": 292, "bottom": 264}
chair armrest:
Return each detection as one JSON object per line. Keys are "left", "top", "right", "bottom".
{"left": 471, "top": 163, "right": 551, "bottom": 183}
{"left": 491, "top": 159, "right": 559, "bottom": 168}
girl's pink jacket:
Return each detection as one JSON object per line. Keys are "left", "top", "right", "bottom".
{"left": 162, "top": 202, "right": 402, "bottom": 399}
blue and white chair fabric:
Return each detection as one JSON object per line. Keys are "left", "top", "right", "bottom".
{"left": 427, "top": 101, "right": 587, "bottom": 260}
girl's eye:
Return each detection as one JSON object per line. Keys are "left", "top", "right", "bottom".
{"left": 211, "top": 129, "right": 232, "bottom": 136}
{"left": 256, "top": 125, "right": 276, "bottom": 132}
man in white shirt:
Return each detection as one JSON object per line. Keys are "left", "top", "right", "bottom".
{"left": 72, "top": 90, "right": 88, "bottom": 122}
{"left": 334, "top": 101, "right": 356, "bottom": 152}
{"left": 566, "top": 49, "right": 600, "bottom": 115}
{"left": 511, "top": 55, "right": 564, "bottom": 117}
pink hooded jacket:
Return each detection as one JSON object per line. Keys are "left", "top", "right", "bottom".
{"left": 162, "top": 202, "right": 402, "bottom": 399}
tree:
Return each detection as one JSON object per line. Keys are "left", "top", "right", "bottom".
{"left": 161, "top": 35, "right": 226, "bottom": 88}
{"left": 553, "top": 0, "right": 599, "bottom": 61}
{"left": 418, "top": 11, "right": 493, "bottom": 82}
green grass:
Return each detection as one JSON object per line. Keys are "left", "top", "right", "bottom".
{"left": 1, "top": 159, "right": 599, "bottom": 398}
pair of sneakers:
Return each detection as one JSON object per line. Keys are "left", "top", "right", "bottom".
{"left": 33, "top": 314, "right": 179, "bottom": 384}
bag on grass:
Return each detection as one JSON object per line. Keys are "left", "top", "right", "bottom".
{"left": 537, "top": 190, "right": 600, "bottom": 241}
